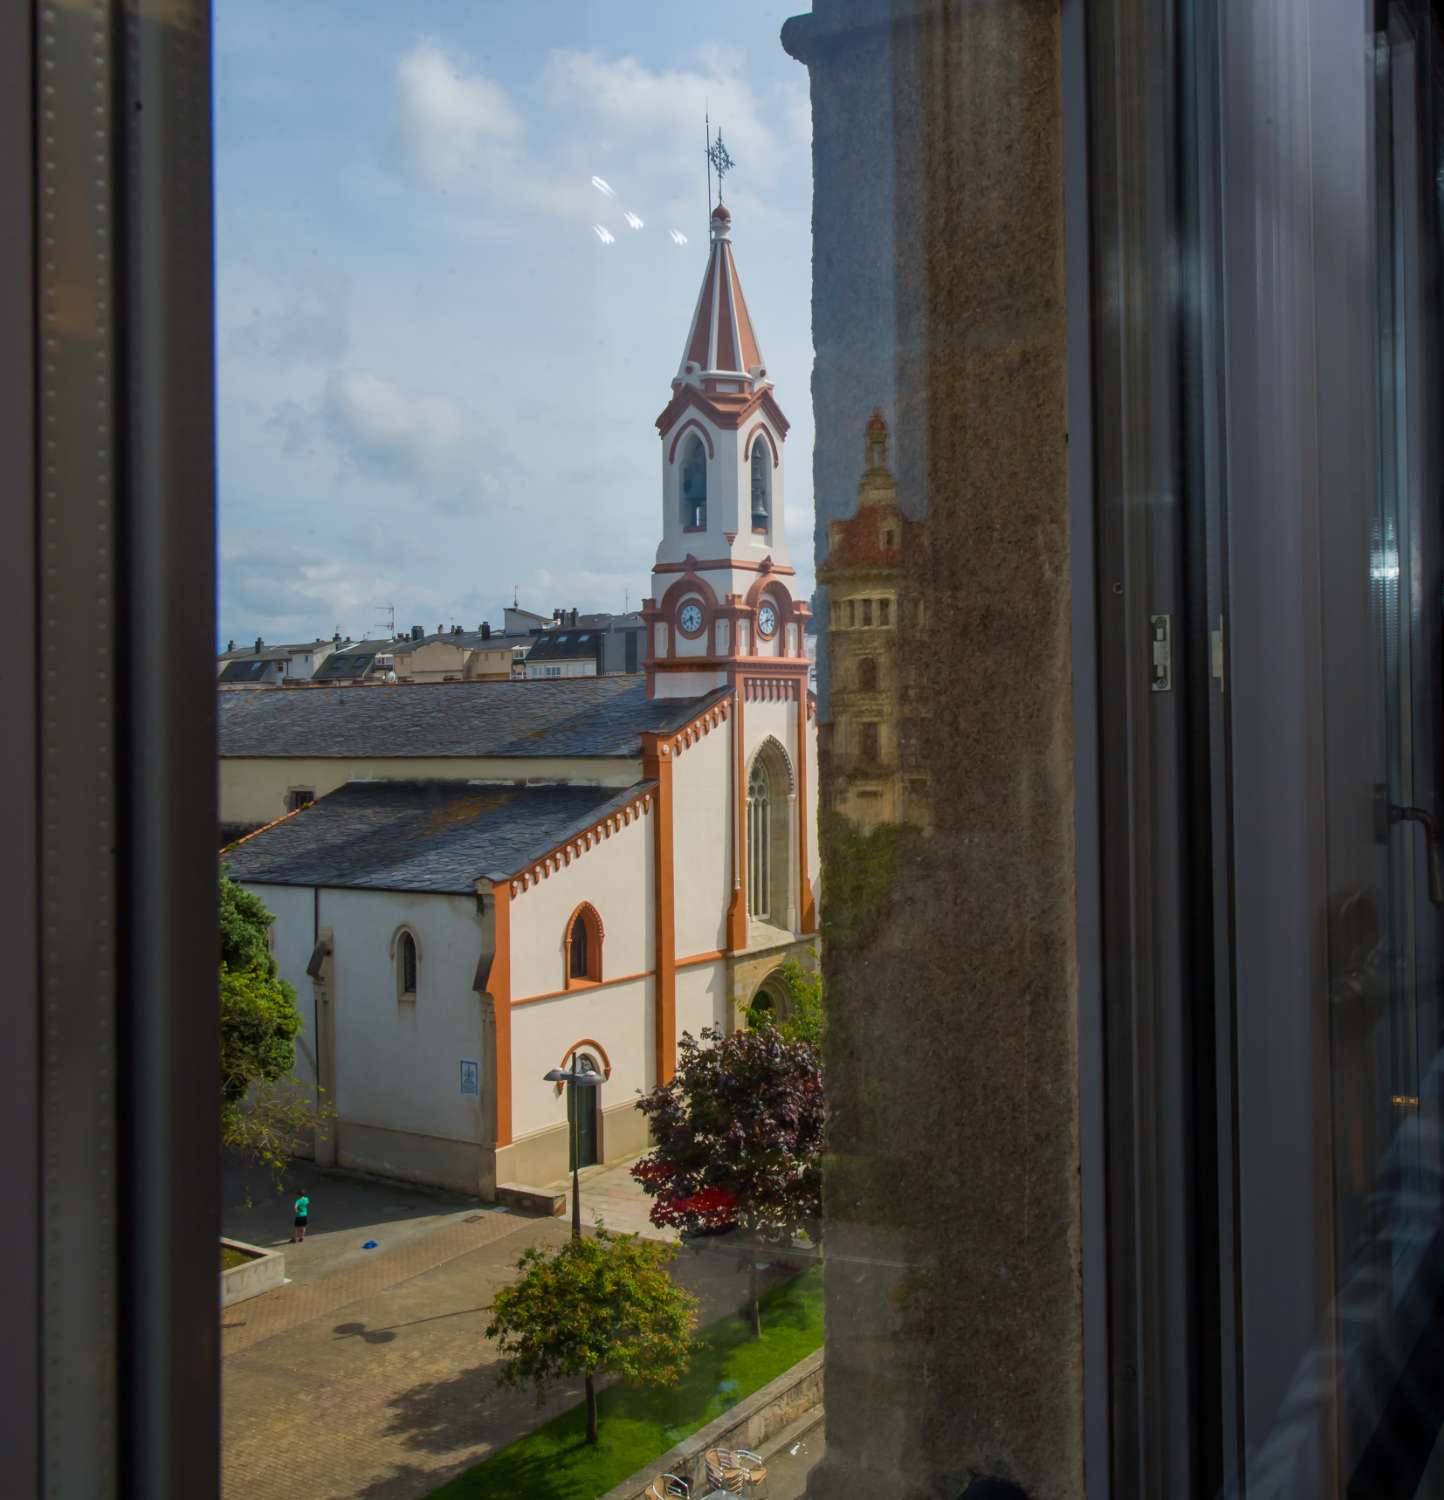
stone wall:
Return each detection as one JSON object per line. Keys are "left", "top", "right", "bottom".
{"left": 784, "top": 2, "right": 1083, "bottom": 1496}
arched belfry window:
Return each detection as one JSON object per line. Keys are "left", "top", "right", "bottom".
{"left": 681, "top": 435, "right": 707, "bottom": 530}
{"left": 750, "top": 443, "right": 770, "bottom": 532}
{"left": 564, "top": 903, "right": 604, "bottom": 987}
{"left": 396, "top": 929, "right": 418, "bottom": 1002}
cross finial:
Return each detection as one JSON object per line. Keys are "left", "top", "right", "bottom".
{"left": 707, "top": 126, "right": 735, "bottom": 200}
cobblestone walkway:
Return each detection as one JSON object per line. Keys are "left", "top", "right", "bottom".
{"left": 222, "top": 1207, "right": 533, "bottom": 1357}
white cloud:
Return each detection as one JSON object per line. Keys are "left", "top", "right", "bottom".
{"left": 397, "top": 39, "right": 523, "bottom": 190}
{"left": 270, "top": 370, "right": 520, "bottom": 515}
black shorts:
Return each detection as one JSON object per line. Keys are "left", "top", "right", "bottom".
{"left": 293, "top": 1216, "right": 308, "bottom": 1228}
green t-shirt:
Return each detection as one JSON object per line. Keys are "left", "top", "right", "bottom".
{"left": 294, "top": 1195, "right": 309, "bottom": 1218}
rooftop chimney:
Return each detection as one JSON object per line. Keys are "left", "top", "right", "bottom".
{"left": 254, "top": 637, "right": 263, "bottom": 653}
{"left": 411, "top": 624, "right": 424, "bottom": 641}
{"left": 481, "top": 621, "right": 492, "bottom": 640}
{"left": 226, "top": 640, "right": 235, "bottom": 652}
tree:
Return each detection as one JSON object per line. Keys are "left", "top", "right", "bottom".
{"left": 486, "top": 1229, "right": 699, "bottom": 1445}
{"left": 633, "top": 1026, "right": 824, "bottom": 1336}
{"left": 744, "top": 954, "right": 824, "bottom": 1047}
{"left": 218, "top": 871, "right": 320, "bottom": 1181}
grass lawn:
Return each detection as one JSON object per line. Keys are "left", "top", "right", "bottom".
{"left": 427, "top": 1264, "right": 823, "bottom": 1500}
{"left": 220, "top": 1244, "right": 255, "bottom": 1272}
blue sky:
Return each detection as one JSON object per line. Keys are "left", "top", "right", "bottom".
{"left": 214, "top": 2, "right": 814, "bottom": 647}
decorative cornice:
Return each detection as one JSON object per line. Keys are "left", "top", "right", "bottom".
{"left": 509, "top": 789, "right": 655, "bottom": 897}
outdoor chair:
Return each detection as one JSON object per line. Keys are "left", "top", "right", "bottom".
{"left": 644, "top": 1477, "right": 689, "bottom": 1499}
{"left": 705, "top": 1447, "right": 768, "bottom": 1496}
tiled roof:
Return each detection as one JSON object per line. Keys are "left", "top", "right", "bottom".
{"left": 219, "top": 677, "right": 727, "bottom": 759}
{"left": 222, "top": 780, "right": 653, "bottom": 893}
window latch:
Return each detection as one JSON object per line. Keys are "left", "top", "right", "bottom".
{"left": 1149, "top": 613, "right": 1172, "bottom": 693}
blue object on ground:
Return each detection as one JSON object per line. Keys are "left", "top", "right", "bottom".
{"left": 362, "top": 1240, "right": 378, "bottom": 1249}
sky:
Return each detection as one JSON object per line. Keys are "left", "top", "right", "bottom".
{"left": 214, "top": 2, "right": 815, "bottom": 649}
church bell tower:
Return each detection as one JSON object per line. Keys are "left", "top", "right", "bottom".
{"left": 643, "top": 201, "right": 811, "bottom": 699}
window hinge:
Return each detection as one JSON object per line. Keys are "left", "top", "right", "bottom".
{"left": 1210, "top": 615, "right": 1225, "bottom": 694}
{"left": 1149, "top": 613, "right": 1172, "bottom": 693}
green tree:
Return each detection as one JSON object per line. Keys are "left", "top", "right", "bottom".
{"left": 486, "top": 1229, "right": 699, "bottom": 1445}
{"left": 633, "top": 1026, "right": 824, "bottom": 1336}
{"left": 218, "top": 871, "right": 321, "bottom": 1181}
{"left": 744, "top": 954, "right": 824, "bottom": 1047}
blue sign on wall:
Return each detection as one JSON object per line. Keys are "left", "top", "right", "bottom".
{"left": 459, "top": 1060, "right": 479, "bottom": 1096}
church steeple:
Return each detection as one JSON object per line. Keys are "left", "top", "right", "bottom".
{"left": 643, "top": 202, "right": 810, "bottom": 699}
{"left": 676, "top": 204, "right": 767, "bottom": 388}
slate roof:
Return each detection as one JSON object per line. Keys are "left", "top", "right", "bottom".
{"left": 311, "top": 640, "right": 392, "bottom": 682}
{"left": 219, "top": 658, "right": 283, "bottom": 684}
{"left": 525, "top": 630, "right": 603, "bottom": 664}
{"left": 222, "top": 779, "right": 653, "bottom": 892}
{"left": 219, "top": 677, "right": 726, "bottom": 759}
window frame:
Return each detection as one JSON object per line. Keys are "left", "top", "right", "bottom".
{"left": 563, "top": 902, "right": 604, "bottom": 989}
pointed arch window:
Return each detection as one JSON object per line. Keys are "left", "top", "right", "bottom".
{"left": 747, "top": 761, "right": 772, "bottom": 920}
{"left": 564, "top": 903, "right": 604, "bottom": 988}
{"left": 750, "top": 442, "right": 770, "bottom": 533}
{"left": 681, "top": 435, "right": 707, "bottom": 530}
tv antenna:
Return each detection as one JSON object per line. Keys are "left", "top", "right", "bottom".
{"left": 373, "top": 603, "right": 396, "bottom": 638}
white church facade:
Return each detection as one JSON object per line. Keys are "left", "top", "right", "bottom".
{"left": 224, "top": 202, "right": 820, "bottom": 1197}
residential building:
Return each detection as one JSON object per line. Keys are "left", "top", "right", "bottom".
{"left": 216, "top": 637, "right": 337, "bottom": 686}
{"left": 222, "top": 200, "right": 819, "bottom": 1198}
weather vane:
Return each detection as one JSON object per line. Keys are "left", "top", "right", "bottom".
{"left": 705, "top": 111, "right": 736, "bottom": 215}
{"left": 708, "top": 127, "right": 736, "bottom": 197}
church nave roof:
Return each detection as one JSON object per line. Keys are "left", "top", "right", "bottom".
{"left": 221, "top": 779, "right": 654, "bottom": 894}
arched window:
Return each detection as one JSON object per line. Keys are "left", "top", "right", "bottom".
{"left": 747, "top": 761, "right": 772, "bottom": 920}
{"left": 681, "top": 435, "right": 707, "bottom": 530}
{"left": 857, "top": 657, "right": 878, "bottom": 691}
{"left": 564, "top": 903, "right": 603, "bottom": 987}
{"left": 397, "top": 930, "right": 418, "bottom": 1001}
{"left": 750, "top": 443, "right": 770, "bottom": 532}
{"left": 746, "top": 739, "right": 793, "bottom": 927}
{"left": 568, "top": 913, "right": 589, "bottom": 978}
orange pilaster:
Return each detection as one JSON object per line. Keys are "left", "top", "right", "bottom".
{"left": 726, "top": 679, "right": 749, "bottom": 950}
{"left": 643, "top": 734, "right": 678, "bottom": 1084}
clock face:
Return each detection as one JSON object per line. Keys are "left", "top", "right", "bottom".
{"left": 757, "top": 603, "right": 778, "bottom": 639}
{"left": 678, "top": 601, "right": 704, "bottom": 636}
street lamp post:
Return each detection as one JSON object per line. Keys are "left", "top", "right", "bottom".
{"left": 543, "top": 1056, "right": 603, "bottom": 1240}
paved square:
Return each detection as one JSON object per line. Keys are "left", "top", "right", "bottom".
{"left": 222, "top": 1157, "right": 774, "bottom": 1499}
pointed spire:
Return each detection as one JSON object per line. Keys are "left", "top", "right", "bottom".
{"left": 675, "top": 202, "right": 766, "bottom": 387}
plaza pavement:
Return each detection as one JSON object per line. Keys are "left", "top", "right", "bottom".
{"left": 221, "top": 1156, "right": 779, "bottom": 1500}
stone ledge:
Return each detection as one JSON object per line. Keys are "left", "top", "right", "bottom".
{"left": 220, "top": 1237, "right": 286, "bottom": 1306}
{"left": 600, "top": 1349, "right": 823, "bottom": 1500}
{"left": 496, "top": 1181, "right": 566, "bottom": 1217}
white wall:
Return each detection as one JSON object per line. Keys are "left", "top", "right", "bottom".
{"left": 672, "top": 722, "right": 732, "bottom": 959}
{"left": 676, "top": 958, "right": 729, "bottom": 1044}
{"left": 509, "top": 977, "right": 653, "bottom": 1141}
{"left": 507, "top": 802, "right": 655, "bottom": 1002}
{"left": 221, "top": 754, "right": 641, "bottom": 829}
{"left": 318, "top": 888, "right": 489, "bottom": 1146}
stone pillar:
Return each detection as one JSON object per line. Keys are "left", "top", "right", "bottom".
{"left": 784, "top": 3, "right": 1082, "bottom": 1496}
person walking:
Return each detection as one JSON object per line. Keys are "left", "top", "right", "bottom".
{"left": 291, "top": 1189, "right": 310, "bottom": 1243}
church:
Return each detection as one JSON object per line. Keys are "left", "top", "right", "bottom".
{"left": 224, "top": 201, "right": 820, "bottom": 1199}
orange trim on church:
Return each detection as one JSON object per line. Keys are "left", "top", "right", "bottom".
{"left": 726, "top": 673, "right": 749, "bottom": 951}
{"left": 642, "top": 733, "right": 678, "bottom": 1085}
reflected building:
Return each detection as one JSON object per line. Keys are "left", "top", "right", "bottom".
{"left": 818, "top": 411, "right": 930, "bottom": 833}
